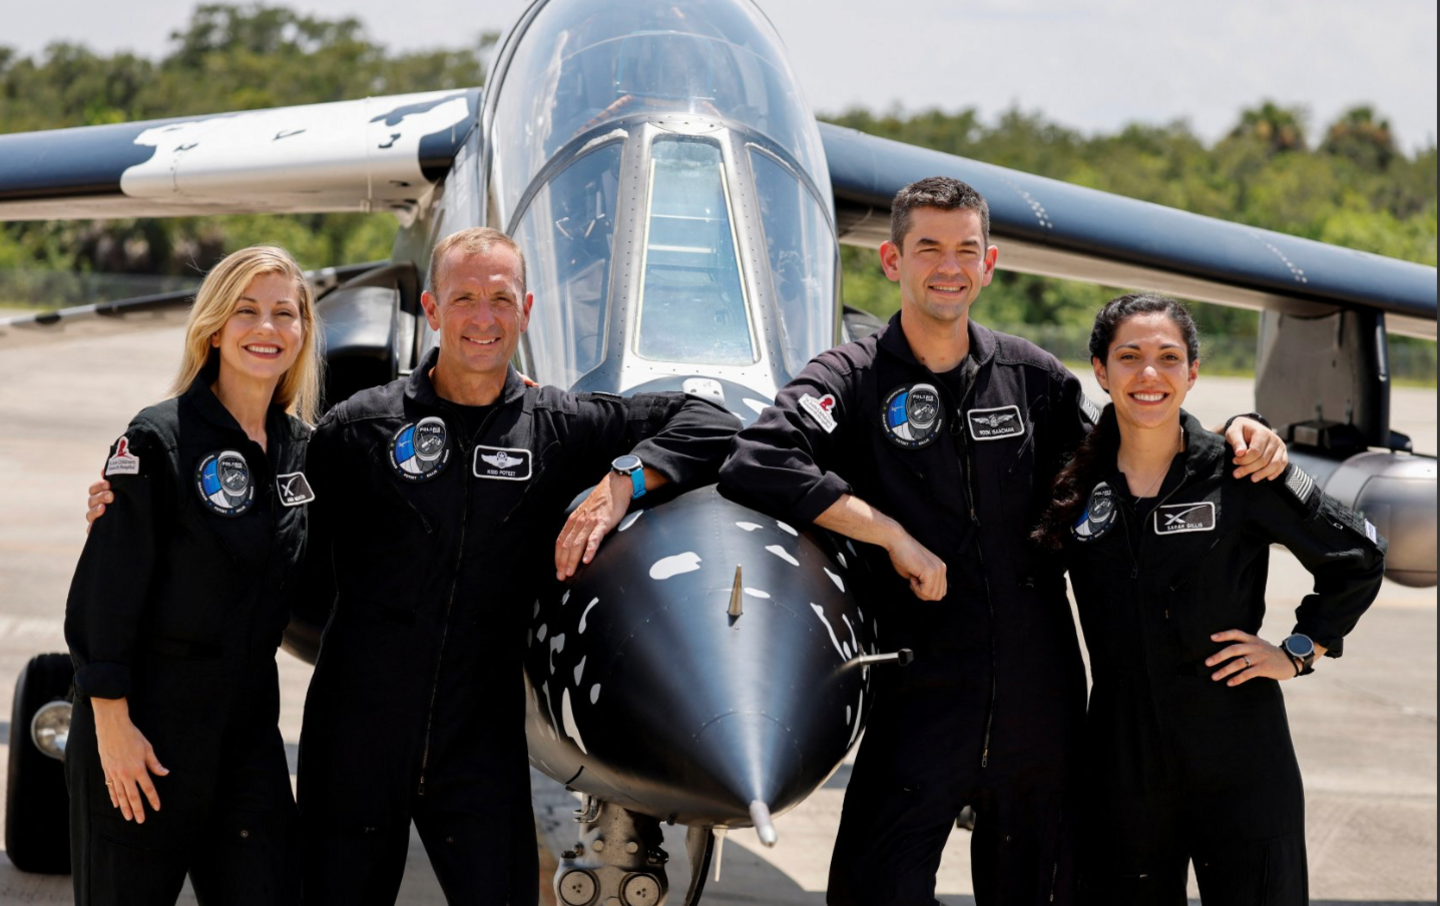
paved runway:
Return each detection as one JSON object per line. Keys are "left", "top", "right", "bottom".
{"left": 0, "top": 319, "right": 1434, "bottom": 904}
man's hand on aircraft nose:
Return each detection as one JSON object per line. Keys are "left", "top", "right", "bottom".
{"left": 886, "top": 532, "right": 947, "bottom": 601}
{"left": 555, "top": 473, "right": 632, "bottom": 580}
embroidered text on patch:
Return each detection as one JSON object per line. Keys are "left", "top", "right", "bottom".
{"left": 799, "top": 393, "right": 839, "bottom": 434}
{"left": 474, "top": 445, "right": 533, "bottom": 481}
{"left": 1154, "top": 501, "right": 1217, "bottom": 535}
{"left": 967, "top": 405, "right": 1025, "bottom": 441}
{"left": 105, "top": 435, "right": 141, "bottom": 476}
{"left": 277, "top": 472, "right": 316, "bottom": 506}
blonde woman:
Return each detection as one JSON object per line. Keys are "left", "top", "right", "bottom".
{"left": 64, "top": 246, "right": 320, "bottom": 905}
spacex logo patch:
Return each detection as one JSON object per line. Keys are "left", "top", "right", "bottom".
{"left": 967, "top": 405, "right": 1025, "bottom": 441}
{"left": 276, "top": 472, "right": 316, "bottom": 507}
{"left": 474, "top": 445, "right": 532, "bottom": 481}
{"left": 1154, "top": 501, "right": 1217, "bottom": 535}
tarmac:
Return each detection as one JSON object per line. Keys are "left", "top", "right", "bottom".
{"left": 0, "top": 320, "right": 1434, "bottom": 905}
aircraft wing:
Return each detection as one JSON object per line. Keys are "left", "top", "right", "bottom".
{"left": 0, "top": 89, "right": 480, "bottom": 222}
{"left": 820, "top": 123, "right": 1438, "bottom": 339}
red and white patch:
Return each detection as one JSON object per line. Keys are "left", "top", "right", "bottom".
{"left": 800, "top": 393, "right": 839, "bottom": 434}
{"left": 105, "top": 436, "right": 141, "bottom": 476}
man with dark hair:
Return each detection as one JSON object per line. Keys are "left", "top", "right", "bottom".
{"left": 719, "top": 176, "right": 1286, "bottom": 904}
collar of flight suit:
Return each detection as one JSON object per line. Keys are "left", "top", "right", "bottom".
{"left": 404, "top": 345, "right": 529, "bottom": 412}
{"left": 875, "top": 310, "right": 998, "bottom": 373}
{"left": 1105, "top": 409, "right": 1226, "bottom": 494}
{"left": 181, "top": 369, "right": 302, "bottom": 444}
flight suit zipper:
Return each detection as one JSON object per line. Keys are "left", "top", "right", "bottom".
{"left": 417, "top": 406, "right": 502, "bottom": 796}
{"left": 941, "top": 370, "right": 999, "bottom": 769}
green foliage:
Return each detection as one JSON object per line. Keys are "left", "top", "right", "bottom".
{"left": 0, "top": 3, "right": 494, "bottom": 291}
{"left": 0, "top": 4, "right": 1433, "bottom": 384}
{"left": 826, "top": 100, "right": 1436, "bottom": 383}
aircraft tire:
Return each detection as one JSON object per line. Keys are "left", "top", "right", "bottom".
{"left": 5, "top": 652, "right": 73, "bottom": 874}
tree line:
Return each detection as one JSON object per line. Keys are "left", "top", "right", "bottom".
{"left": 1, "top": 4, "right": 1433, "bottom": 378}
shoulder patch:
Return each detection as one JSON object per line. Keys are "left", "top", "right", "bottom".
{"left": 800, "top": 393, "right": 839, "bottom": 434}
{"left": 967, "top": 404, "right": 1026, "bottom": 441}
{"left": 1284, "top": 465, "right": 1317, "bottom": 504}
{"left": 105, "top": 435, "right": 141, "bottom": 476}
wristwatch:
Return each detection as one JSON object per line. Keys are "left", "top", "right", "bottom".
{"left": 611, "top": 454, "right": 645, "bottom": 500}
{"left": 1280, "top": 633, "right": 1316, "bottom": 676}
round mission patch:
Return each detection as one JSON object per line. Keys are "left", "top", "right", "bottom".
{"left": 389, "top": 415, "right": 451, "bottom": 482}
{"left": 881, "top": 383, "right": 944, "bottom": 449}
{"left": 195, "top": 450, "right": 255, "bottom": 517}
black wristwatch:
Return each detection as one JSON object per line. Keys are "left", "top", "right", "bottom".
{"left": 611, "top": 454, "right": 645, "bottom": 500}
{"left": 1280, "top": 633, "right": 1316, "bottom": 676}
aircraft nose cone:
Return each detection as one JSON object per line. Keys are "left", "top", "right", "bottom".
{"left": 525, "top": 486, "right": 875, "bottom": 828}
{"left": 688, "top": 711, "right": 802, "bottom": 825}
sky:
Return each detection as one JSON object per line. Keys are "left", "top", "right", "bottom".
{"left": 4, "top": 0, "right": 1437, "bottom": 151}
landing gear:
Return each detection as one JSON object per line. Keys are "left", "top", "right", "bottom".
{"left": 554, "top": 798, "right": 716, "bottom": 906}
{"left": 5, "top": 653, "right": 74, "bottom": 873}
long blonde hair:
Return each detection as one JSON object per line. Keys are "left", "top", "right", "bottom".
{"left": 170, "top": 246, "right": 322, "bottom": 424}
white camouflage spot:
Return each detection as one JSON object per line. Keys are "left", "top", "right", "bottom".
{"left": 540, "top": 681, "right": 560, "bottom": 740}
{"left": 573, "top": 655, "right": 587, "bottom": 686}
{"left": 618, "top": 510, "right": 643, "bottom": 532}
{"left": 845, "top": 705, "right": 852, "bottom": 725}
{"left": 836, "top": 551, "right": 848, "bottom": 569}
{"left": 848, "top": 690, "right": 865, "bottom": 746}
{"left": 735, "top": 521, "right": 763, "bottom": 532}
{"left": 561, "top": 590, "right": 571, "bottom": 605}
{"left": 548, "top": 633, "right": 566, "bottom": 674}
{"left": 825, "top": 568, "right": 845, "bottom": 592}
{"left": 765, "top": 545, "right": 799, "bottom": 566}
{"left": 650, "top": 551, "right": 703, "bottom": 579}
{"left": 810, "top": 603, "right": 846, "bottom": 658}
{"left": 561, "top": 687, "right": 588, "bottom": 755}
{"left": 776, "top": 521, "right": 798, "bottom": 536}
{"left": 537, "top": 624, "right": 548, "bottom": 642}
{"left": 743, "top": 588, "right": 771, "bottom": 599}
{"left": 590, "top": 684, "right": 601, "bottom": 705}
{"left": 532, "top": 600, "right": 541, "bottom": 618}
{"left": 579, "top": 598, "right": 601, "bottom": 633}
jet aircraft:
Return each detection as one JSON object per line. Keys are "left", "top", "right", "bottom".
{"left": 2, "top": 0, "right": 1435, "bottom": 902}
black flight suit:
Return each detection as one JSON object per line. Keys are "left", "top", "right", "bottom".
{"left": 65, "top": 376, "right": 309, "bottom": 906}
{"left": 1064, "top": 411, "right": 1386, "bottom": 905}
{"left": 296, "top": 349, "right": 736, "bottom": 905}
{"left": 719, "top": 314, "right": 1091, "bottom": 906}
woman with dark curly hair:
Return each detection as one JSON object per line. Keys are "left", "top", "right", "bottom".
{"left": 1033, "top": 293, "right": 1386, "bottom": 904}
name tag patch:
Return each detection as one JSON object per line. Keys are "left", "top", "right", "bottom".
{"left": 105, "top": 435, "right": 141, "bottom": 476}
{"left": 967, "top": 405, "right": 1025, "bottom": 441}
{"left": 474, "top": 445, "right": 532, "bottom": 481}
{"left": 800, "top": 393, "right": 839, "bottom": 434}
{"left": 276, "top": 472, "right": 316, "bottom": 507}
{"left": 1154, "top": 501, "right": 1217, "bottom": 535}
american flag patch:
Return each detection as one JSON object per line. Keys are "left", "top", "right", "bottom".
{"left": 1079, "top": 394, "right": 1102, "bottom": 425}
{"left": 1284, "top": 465, "right": 1316, "bottom": 503}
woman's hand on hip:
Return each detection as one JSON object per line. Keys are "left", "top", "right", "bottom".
{"left": 91, "top": 697, "right": 169, "bottom": 823}
{"left": 1206, "top": 629, "right": 1299, "bottom": 685}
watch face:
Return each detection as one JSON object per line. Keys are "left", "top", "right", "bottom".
{"left": 1285, "top": 635, "right": 1315, "bottom": 658}
{"left": 612, "top": 454, "right": 641, "bottom": 473}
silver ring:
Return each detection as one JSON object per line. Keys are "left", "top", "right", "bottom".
{"left": 1243, "top": 656, "right": 1252, "bottom": 668}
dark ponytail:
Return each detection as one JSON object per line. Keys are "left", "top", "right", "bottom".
{"left": 1032, "top": 404, "right": 1119, "bottom": 550}
{"left": 1030, "top": 292, "right": 1200, "bottom": 551}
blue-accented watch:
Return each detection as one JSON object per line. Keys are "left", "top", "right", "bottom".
{"left": 611, "top": 454, "right": 645, "bottom": 500}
